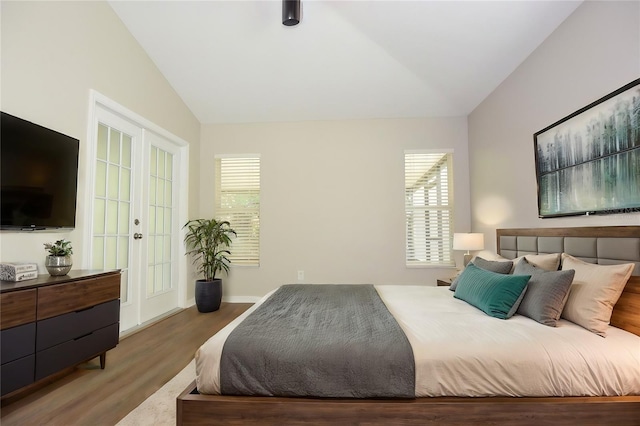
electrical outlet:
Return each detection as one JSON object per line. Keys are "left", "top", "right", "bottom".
{"left": 297, "top": 270, "right": 304, "bottom": 281}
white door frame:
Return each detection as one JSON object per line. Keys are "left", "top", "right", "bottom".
{"left": 84, "top": 90, "right": 190, "bottom": 325}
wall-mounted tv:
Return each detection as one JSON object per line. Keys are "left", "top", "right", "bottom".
{"left": 1, "top": 112, "right": 80, "bottom": 230}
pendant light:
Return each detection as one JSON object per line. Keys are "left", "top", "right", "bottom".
{"left": 283, "top": 0, "right": 300, "bottom": 26}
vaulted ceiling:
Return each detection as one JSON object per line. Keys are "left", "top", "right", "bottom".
{"left": 110, "top": 1, "right": 582, "bottom": 124}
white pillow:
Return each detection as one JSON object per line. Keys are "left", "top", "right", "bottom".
{"left": 560, "top": 253, "right": 634, "bottom": 337}
{"left": 514, "top": 253, "right": 561, "bottom": 272}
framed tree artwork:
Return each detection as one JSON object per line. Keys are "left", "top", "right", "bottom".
{"left": 534, "top": 79, "right": 640, "bottom": 218}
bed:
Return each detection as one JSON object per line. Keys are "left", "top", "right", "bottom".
{"left": 177, "top": 226, "right": 640, "bottom": 425}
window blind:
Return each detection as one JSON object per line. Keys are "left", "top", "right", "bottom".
{"left": 215, "top": 155, "right": 260, "bottom": 266}
{"left": 405, "top": 151, "right": 454, "bottom": 266}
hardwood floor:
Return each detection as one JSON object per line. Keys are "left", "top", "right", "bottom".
{"left": 0, "top": 303, "right": 251, "bottom": 426}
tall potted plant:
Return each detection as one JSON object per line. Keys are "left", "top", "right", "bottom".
{"left": 183, "top": 218, "right": 236, "bottom": 312}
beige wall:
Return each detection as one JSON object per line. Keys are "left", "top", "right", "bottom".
{"left": 0, "top": 1, "right": 200, "bottom": 296}
{"left": 469, "top": 0, "right": 640, "bottom": 251}
{"left": 201, "top": 118, "right": 470, "bottom": 299}
{"left": 9, "top": 1, "right": 631, "bottom": 301}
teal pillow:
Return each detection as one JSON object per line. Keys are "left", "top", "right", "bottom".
{"left": 454, "top": 264, "right": 530, "bottom": 319}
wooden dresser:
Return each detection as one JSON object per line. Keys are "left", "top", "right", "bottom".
{"left": 0, "top": 270, "right": 120, "bottom": 397}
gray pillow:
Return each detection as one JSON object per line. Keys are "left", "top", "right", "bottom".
{"left": 514, "top": 258, "right": 575, "bottom": 327}
{"left": 450, "top": 257, "right": 513, "bottom": 291}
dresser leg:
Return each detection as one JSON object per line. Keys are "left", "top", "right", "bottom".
{"left": 100, "top": 353, "right": 106, "bottom": 369}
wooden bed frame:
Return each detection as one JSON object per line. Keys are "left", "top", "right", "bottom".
{"left": 177, "top": 226, "right": 640, "bottom": 425}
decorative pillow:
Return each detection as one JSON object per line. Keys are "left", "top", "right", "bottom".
{"left": 472, "top": 250, "right": 508, "bottom": 262}
{"left": 449, "top": 257, "right": 513, "bottom": 291}
{"left": 474, "top": 256, "right": 514, "bottom": 274}
{"left": 560, "top": 253, "right": 634, "bottom": 336}
{"left": 514, "top": 258, "right": 575, "bottom": 326}
{"left": 469, "top": 252, "right": 560, "bottom": 273}
{"left": 514, "top": 253, "right": 561, "bottom": 272}
{"left": 453, "top": 264, "right": 530, "bottom": 319}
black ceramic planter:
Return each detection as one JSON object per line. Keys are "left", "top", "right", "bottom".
{"left": 195, "top": 279, "right": 222, "bottom": 313}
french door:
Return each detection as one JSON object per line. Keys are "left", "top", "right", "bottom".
{"left": 89, "top": 105, "right": 181, "bottom": 332}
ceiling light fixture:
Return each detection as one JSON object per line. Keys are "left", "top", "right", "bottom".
{"left": 282, "top": 0, "right": 300, "bottom": 26}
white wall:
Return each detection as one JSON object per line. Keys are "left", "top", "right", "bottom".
{"left": 0, "top": 1, "right": 200, "bottom": 295}
{"left": 468, "top": 0, "right": 640, "bottom": 251}
{"left": 201, "top": 118, "right": 469, "bottom": 299}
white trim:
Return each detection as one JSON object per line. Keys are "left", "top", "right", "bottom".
{"left": 406, "top": 264, "right": 458, "bottom": 269}
{"left": 90, "top": 90, "right": 189, "bottom": 147}
{"left": 215, "top": 155, "right": 261, "bottom": 266}
{"left": 230, "top": 264, "right": 260, "bottom": 269}
{"left": 83, "top": 95, "right": 99, "bottom": 265}
{"left": 223, "top": 295, "right": 262, "bottom": 303}
{"left": 215, "top": 153, "right": 261, "bottom": 159}
{"left": 404, "top": 151, "right": 455, "bottom": 267}
{"left": 84, "top": 90, "right": 191, "bottom": 321}
{"left": 404, "top": 148, "right": 454, "bottom": 154}
{"left": 177, "top": 144, "right": 190, "bottom": 308}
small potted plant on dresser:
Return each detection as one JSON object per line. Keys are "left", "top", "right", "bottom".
{"left": 183, "top": 218, "right": 236, "bottom": 312}
{"left": 44, "top": 239, "right": 73, "bottom": 276}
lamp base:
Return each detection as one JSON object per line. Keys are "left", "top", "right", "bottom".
{"left": 463, "top": 253, "right": 472, "bottom": 267}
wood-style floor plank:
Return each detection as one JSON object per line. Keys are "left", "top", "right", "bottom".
{"left": 1, "top": 303, "right": 251, "bottom": 426}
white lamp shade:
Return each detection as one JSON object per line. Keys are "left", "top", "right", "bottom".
{"left": 453, "top": 233, "right": 485, "bottom": 252}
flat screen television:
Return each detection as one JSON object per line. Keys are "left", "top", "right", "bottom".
{"left": 1, "top": 112, "right": 79, "bottom": 230}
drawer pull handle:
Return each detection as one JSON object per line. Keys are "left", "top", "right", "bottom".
{"left": 74, "top": 332, "right": 93, "bottom": 341}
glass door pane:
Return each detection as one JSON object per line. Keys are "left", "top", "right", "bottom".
{"left": 92, "top": 123, "right": 132, "bottom": 303}
{"left": 146, "top": 146, "right": 174, "bottom": 297}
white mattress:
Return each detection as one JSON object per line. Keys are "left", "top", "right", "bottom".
{"left": 196, "top": 285, "right": 640, "bottom": 397}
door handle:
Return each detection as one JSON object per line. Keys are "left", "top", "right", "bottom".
{"left": 134, "top": 233, "right": 143, "bottom": 240}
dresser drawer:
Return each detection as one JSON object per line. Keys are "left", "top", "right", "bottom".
{"left": 35, "top": 322, "right": 119, "bottom": 381}
{"left": 37, "top": 275, "right": 120, "bottom": 320}
{"left": 0, "top": 354, "right": 35, "bottom": 396}
{"left": 1, "top": 289, "right": 37, "bottom": 330}
{"left": 36, "top": 300, "right": 119, "bottom": 351}
{"left": 1, "top": 322, "right": 36, "bottom": 364}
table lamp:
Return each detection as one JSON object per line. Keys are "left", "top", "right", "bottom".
{"left": 453, "top": 233, "right": 485, "bottom": 267}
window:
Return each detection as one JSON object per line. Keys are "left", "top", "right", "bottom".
{"left": 405, "top": 151, "right": 454, "bottom": 266}
{"left": 215, "top": 155, "right": 260, "bottom": 265}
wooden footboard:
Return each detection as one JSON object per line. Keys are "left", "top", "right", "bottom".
{"left": 177, "top": 380, "right": 640, "bottom": 425}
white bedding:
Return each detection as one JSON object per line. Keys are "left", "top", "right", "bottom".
{"left": 196, "top": 285, "right": 640, "bottom": 397}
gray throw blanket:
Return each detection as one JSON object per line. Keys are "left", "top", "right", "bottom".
{"left": 220, "top": 284, "right": 415, "bottom": 398}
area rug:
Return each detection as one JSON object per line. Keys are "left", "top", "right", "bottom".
{"left": 116, "top": 359, "right": 195, "bottom": 426}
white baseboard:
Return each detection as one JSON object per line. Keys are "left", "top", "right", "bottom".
{"left": 223, "top": 295, "right": 261, "bottom": 303}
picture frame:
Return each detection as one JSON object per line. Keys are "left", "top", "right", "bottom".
{"left": 533, "top": 79, "right": 640, "bottom": 218}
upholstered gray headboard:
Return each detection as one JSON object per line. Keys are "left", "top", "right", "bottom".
{"left": 496, "top": 227, "right": 640, "bottom": 276}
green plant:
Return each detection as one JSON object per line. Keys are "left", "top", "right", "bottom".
{"left": 44, "top": 239, "right": 73, "bottom": 256}
{"left": 183, "top": 218, "right": 236, "bottom": 281}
